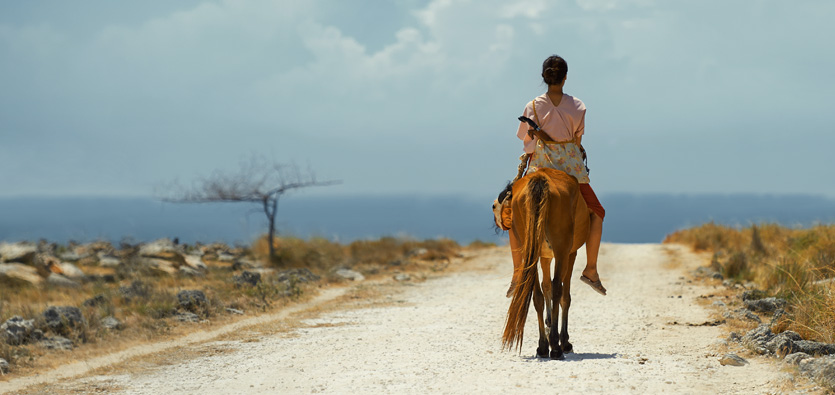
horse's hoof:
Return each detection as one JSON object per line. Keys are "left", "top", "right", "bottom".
{"left": 562, "top": 342, "right": 573, "bottom": 354}
{"left": 536, "top": 346, "right": 549, "bottom": 358}
{"left": 550, "top": 349, "right": 564, "bottom": 360}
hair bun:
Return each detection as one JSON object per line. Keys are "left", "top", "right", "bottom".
{"left": 541, "top": 55, "right": 568, "bottom": 85}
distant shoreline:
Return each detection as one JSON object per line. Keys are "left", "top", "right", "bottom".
{"left": 1, "top": 194, "right": 834, "bottom": 246}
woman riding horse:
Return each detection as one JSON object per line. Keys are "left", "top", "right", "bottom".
{"left": 511, "top": 54, "right": 607, "bottom": 296}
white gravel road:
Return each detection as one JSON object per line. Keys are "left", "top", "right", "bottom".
{"left": 9, "top": 244, "right": 801, "bottom": 394}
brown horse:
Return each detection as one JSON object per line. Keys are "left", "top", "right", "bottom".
{"left": 498, "top": 168, "right": 590, "bottom": 359}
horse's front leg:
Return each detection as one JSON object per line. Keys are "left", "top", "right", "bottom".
{"left": 559, "top": 252, "right": 578, "bottom": 353}
{"left": 539, "top": 257, "right": 553, "bottom": 329}
{"left": 532, "top": 273, "right": 549, "bottom": 358}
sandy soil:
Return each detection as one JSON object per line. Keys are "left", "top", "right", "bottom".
{"left": 3, "top": 244, "right": 813, "bottom": 394}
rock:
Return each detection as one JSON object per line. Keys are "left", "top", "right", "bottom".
{"left": 0, "top": 263, "right": 43, "bottom": 287}
{"left": 226, "top": 308, "right": 244, "bottom": 315}
{"left": 82, "top": 295, "right": 109, "bottom": 308}
{"left": 174, "top": 312, "right": 200, "bottom": 323}
{"left": 799, "top": 355, "right": 835, "bottom": 391}
{"left": 0, "top": 358, "right": 9, "bottom": 374}
{"left": 47, "top": 273, "right": 81, "bottom": 288}
{"left": 141, "top": 258, "right": 179, "bottom": 275}
{"left": 138, "top": 239, "right": 179, "bottom": 257}
{"left": 55, "top": 262, "right": 85, "bottom": 279}
{"left": 712, "top": 300, "right": 726, "bottom": 307}
{"left": 234, "top": 271, "right": 261, "bottom": 287}
{"left": 769, "top": 308, "right": 787, "bottom": 326}
{"left": 119, "top": 281, "right": 150, "bottom": 300}
{"left": 722, "top": 308, "right": 762, "bottom": 323}
{"left": 1, "top": 316, "right": 37, "bottom": 345}
{"left": 728, "top": 332, "right": 742, "bottom": 343}
{"left": 100, "top": 316, "right": 123, "bottom": 330}
{"left": 40, "top": 336, "right": 73, "bottom": 350}
{"left": 37, "top": 241, "right": 57, "bottom": 255}
{"left": 761, "top": 330, "right": 835, "bottom": 357}
{"left": 177, "top": 290, "right": 208, "bottom": 313}
{"left": 394, "top": 273, "right": 411, "bottom": 281}
{"left": 179, "top": 266, "right": 203, "bottom": 277}
{"left": 231, "top": 260, "right": 254, "bottom": 270}
{"left": 42, "top": 306, "right": 86, "bottom": 335}
{"left": 785, "top": 352, "right": 813, "bottom": 365}
{"left": 712, "top": 272, "right": 724, "bottom": 280}
{"left": 183, "top": 255, "right": 207, "bottom": 271}
{"left": 97, "top": 254, "right": 121, "bottom": 267}
{"left": 232, "top": 258, "right": 262, "bottom": 270}
{"left": 252, "top": 267, "right": 275, "bottom": 277}
{"left": 82, "top": 241, "right": 114, "bottom": 255}
{"left": 719, "top": 353, "right": 748, "bottom": 366}
{"left": 742, "top": 324, "right": 775, "bottom": 354}
{"left": 741, "top": 289, "right": 768, "bottom": 301}
{"left": 407, "top": 248, "right": 428, "bottom": 257}
{"left": 217, "top": 253, "right": 236, "bottom": 262}
{"left": 745, "top": 297, "right": 788, "bottom": 313}
{"left": 58, "top": 251, "right": 84, "bottom": 261}
{"left": 794, "top": 340, "right": 835, "bottom": 356}
{"left": 335, "top": 269, "right": 365, "bottom": 281}
{"left": 0, "top": 242, "right": 37, "bottom": 263}
{"left": 766, "top": 330, "right": 803, "bottom": 356}
{"left": 276, "top": 268, "right": 320, "bottom": 284}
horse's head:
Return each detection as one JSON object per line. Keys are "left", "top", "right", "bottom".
{"left": 492, "top": 198, "right": 503, "bottom": 231}
{"left": 492, "top": 181, "right": 514, "bottom": 233}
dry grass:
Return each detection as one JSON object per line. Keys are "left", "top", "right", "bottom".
{"left": 0, "top": 234, "right": 470, "bottom": 377}
{"left": 253, "top": 235, "right": 460, "bottom": 269}
{"left": 665, "top": 222, "right": 835, "bottom": 342}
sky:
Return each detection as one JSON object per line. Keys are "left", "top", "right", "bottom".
{"left": 2, "top": 0, "right": 834, "bottom": 199}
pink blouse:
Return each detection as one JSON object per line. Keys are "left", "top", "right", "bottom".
{"left": 516, "top": 93, "right": 586, "bottom": 154}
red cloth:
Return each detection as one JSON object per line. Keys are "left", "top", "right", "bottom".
{"left": 579, "top": 184, "right": 605, "bottom": 220}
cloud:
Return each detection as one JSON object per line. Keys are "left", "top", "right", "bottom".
{"left": 1, "top": 0, "right": 834, "bottom": 197}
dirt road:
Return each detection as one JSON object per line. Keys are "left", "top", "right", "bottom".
{"left": 5, "top": 244, "right": 802, "bottom": 394}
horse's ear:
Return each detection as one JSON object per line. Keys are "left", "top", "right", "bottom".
{"left": 497, "top": 182, "right": 513, "bottom": 203}
{"left": 498, "top": 189, "right": 509, "bottom": 203}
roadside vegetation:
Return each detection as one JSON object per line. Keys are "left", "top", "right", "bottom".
{"left": 665, "top": 223, "right": 835, "bottom": 342}
{"left": 0, "top": 235, "right": 475, "bottom": 377}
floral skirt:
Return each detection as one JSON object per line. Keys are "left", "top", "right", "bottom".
{"left": 527, "top": 140, "right": 590, "bottom": 184}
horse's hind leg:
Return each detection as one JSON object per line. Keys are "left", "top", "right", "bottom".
{"left": 548, "top": 265, "right": 564, "bottom": 360}
{"left": 532, "top": 274, "right": 549, "bottom": 358}
{"left": 559, "top": 252, "right": 578, "bottom": 353}
{"left": 539, "top": 257, "right": 553, "bottom": 329}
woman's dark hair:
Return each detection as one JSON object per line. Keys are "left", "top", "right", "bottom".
{"left": 542, "top": 55, "right": 568, "bottom": 85}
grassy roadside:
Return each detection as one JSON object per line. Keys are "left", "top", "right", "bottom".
{"left": 0, "top": 235, "right": 486, "bottom": 378}
{"left": 664, "top": 223, "right": 835, "bottom": 342}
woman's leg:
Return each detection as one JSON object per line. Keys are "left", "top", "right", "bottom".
{"left": 582, "top": 212, "right": 603, "bottom": 282}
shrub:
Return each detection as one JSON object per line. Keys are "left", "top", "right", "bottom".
{"left": 666, "top": 223, "right": 835, "bottom": 342}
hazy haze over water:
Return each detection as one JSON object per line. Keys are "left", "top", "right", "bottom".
{"left": 2, "top": 194, "right": 833, "bottom": 246}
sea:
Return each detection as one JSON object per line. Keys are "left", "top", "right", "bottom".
{"left": 1, "top": 194, "right": 834, "bottom": 246}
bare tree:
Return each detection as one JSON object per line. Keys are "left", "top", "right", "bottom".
{"left": 161, "top": 157, "right": 339, "bottom": 262}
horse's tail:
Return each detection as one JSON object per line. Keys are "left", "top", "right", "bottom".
{"left": 503, "top": 173, "right": 550, "bottom": 352}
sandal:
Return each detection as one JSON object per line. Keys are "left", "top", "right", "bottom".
{"left": 580, "top": 275, "right": 607, "bottom": 296}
